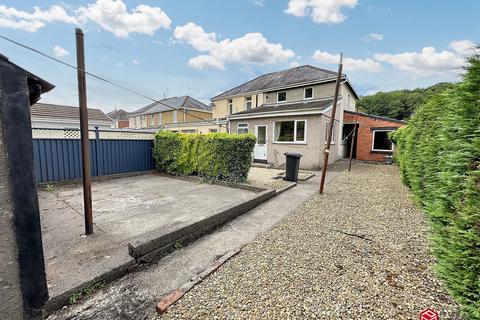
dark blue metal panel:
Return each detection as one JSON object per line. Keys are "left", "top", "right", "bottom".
{"left": 32, "top": 138, "right": 154, "bottom": 183}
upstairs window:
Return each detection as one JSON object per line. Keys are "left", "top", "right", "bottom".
{"left": 237, "top": 123, "right": 248, "bottom": 134}
{"left": 372, "top": 130, "right": 394, "bottom": 152}
{"left": 173, "top": 110, "right": 178, "bottom": 123}
{"left": 228, "top": 100, "right": 234, "bottom": 114}
{"left": 245, "top": 96, "right": 252, "bottom": 110}
{"left": 277, "top": 91, "right": 287, "bottom": 103}
{"left": 304, "top": 87, "right": 314, "bottom": 100}
{"left": 150, "top": 114, "right": 155, "bottom": 126}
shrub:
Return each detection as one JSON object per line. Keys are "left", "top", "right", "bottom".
{"left": 391, "top": 54, "right": 480, "bottom": 318}
{"left": 153, "top": 131, "right": 256, "bottom": 183}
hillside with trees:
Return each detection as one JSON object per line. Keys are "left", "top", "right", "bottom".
{"left": 357, "top": 82, "right": 455, "bottom": 120}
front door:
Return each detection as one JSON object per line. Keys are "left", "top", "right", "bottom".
{"left": 254, "top": 125, "right": 267, "bottom": 162}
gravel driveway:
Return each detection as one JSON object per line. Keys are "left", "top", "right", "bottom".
{"left": 160, "top": 163, "right": 460, "bottom": 319}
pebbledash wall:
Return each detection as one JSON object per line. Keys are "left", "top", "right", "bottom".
{"left": 230, "top": 110, "right": 346, "bottom": 170}
{"left": 32, "top": 128, "right": 155, "bottom": 183}
{"left": 344, "top": 111, "right": 406, "bottom": 162}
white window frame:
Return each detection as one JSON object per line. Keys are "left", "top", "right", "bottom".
{"left": 158, "top": 113, "right": 163, "bottom": 124}
{"left": 277, "top": 91, "right": 287, "bottom": 103}
{"left": 228, "top": 99, "right": 233, "bottom": 115}
{"left": 245, "top": 96, "right": 252, "bottom": 110}
{"left": 141, "top": 115, "right": 146, "bottom": 127}
{"left": 273, "top": 119, "right": 307, "bottom": 144}
{"left": 150, "top": 114, "right": 155, "bottom": 126}
{"left": 304, "top": 87, "right": 314, "bottom": 100}
{"left": 371, "top": 129, "right": 395, "bottom": 152}
{"left": 324, "top": 122, "right": 337, "bottom": 145}
{"left": 237, "top": 123, "right": 249, "bottom": 134}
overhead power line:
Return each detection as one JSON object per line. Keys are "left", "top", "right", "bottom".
{"left": 0, "top": 34, "right": 232, "bottom": 132}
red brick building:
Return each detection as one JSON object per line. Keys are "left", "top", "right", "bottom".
{"left": 343, "top": 111, "right": 407, "bottom": 162}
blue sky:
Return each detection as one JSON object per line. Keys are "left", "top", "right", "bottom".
{"left": 0, "top": 0, "right": 478, "bottom": 112}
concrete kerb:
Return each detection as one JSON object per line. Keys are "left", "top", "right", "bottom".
{"left": 44, "top": 259, "right": 136, "bottom": 314}
{"left": 153, "top": 172, "right": 267, "bottom": 193}
{"left": 129, "top": 189, "right": 276, "bottom": 262}
{"left": 276, "top": 182, "right": 296, "bottom": 195}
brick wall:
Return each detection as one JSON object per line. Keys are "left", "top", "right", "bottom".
{"left": 344, "top": 111, "right": 405, "bottom": 162}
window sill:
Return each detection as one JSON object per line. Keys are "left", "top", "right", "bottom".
{"left": 371, "top": 150, "right": 394, "bottom": 154}
{"left": 273, "top": 141, "right": 307, "bottom": 145}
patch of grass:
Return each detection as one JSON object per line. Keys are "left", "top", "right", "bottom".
{"left": 68, "top": 281, "right": 105, "bottom": 305}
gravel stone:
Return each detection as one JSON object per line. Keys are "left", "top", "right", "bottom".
{"left": 246, "top": 167, "right": 290, "bottom": 190}
{"left": 160, "top": 163, "right": 461, "bottom": 319}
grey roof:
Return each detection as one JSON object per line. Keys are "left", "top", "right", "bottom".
{"left": 31, "top": 103, "right": 112, "bottom": 122}
{"left": 230, "top": 99, "right": 333, "bottom": 117}
{"left": 130, "top": 96, "right": 211, "bottom": 116}
{"left": 107, "top": 109, "right": 129, "bottom": 120}
{"left": 212, "top": 65, "right": 338, "bottom": 100}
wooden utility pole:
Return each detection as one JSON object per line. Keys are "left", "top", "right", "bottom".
{"left": 348, "top": 107, "right": 358, "bottom": 172}
{"left": 76, "top": 28, "right": 93, "bottom": 235}
{"left": 319, "top": 53, "right": 343, "bottom": 194}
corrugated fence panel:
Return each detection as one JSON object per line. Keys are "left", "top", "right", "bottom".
{"left": 32, "top": 138, "right": 154, "bottom": 183}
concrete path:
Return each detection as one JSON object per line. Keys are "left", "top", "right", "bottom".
{"left": 47, "top": 161, "right": 348, "bottom": 320}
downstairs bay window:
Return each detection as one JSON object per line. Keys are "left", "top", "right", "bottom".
{"left": 273, "top": 120, "right": 306, "bottom": 143}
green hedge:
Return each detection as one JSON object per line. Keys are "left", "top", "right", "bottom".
{"left": 153, "top": 131, "right": 256, "bottom": 183}
{"left": 390, "top": 55, "right": 480, "bottom": 319}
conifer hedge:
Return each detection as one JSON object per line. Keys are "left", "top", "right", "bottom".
{"left": 153, "top": 131, "right": 256, "bottom": 183}
{"left": 390, "top": 55, "right": 480, "bottom": 318}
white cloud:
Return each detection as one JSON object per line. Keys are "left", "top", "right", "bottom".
{"left": 189, "top": 55, "right": 225, "bottom": 70}
{"left": 132, "top": 59, "right": 140, "bottom": 64}
{"left": 174, "top": 22, "right": 295, "bottom": 70}
{"left": 374, "top": 46, "right": 465, "bottom": 76}
{"left": 312, "top": 50, "right": 382, "bottom": 72}
{"left": 362, "top": 33, "right": 384, "bottom": 42}
{"left": 78, "top": 0, "right": 171, "bottom": 38}
{"left": 250, "top": 0, "right": 265, "bottom": 7}
{"left": 0, "top": 4, "right": 78, "bottom": 32}
{"left": 173, "top": 22, "right": 217, "bottom": 51}
{"left": 53, "top": 45, "right": 69, "bottom": 57}
{"left": 285, "top": 0, "right": 358, "bottom": 24}
{"left": 449, "top": 39, "right": 477, "bottom": 55}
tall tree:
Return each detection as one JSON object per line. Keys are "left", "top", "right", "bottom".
{"left": 358, "top": 82, "right": 455, "bottom": 120}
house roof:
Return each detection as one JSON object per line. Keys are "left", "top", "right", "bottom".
{"left": 129, "top": 96, "right": 211, "bottom": 116}
{"left": 212, "top": 65, "right": 341, "bottom": 100}
{"left": 31, "top": 103, "right": 112, "bottom": 123}
{"left": 0, "top": 54, "right": 54, "bottom": 104}
{"left": 107, "top": 109, "right": 129, "bottom": 120}
{"left": 344, "top": 110, "right": 408, "bottom": 125}
{"left": 229, "top": 98, "right": 334, "bottom": 118}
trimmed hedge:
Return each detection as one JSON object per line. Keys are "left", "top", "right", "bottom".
{"left": 153, "top": 131, "right": 256, "bottom": 183}
{"left": 390, "top": 55, "right": 480, "bottom": 319}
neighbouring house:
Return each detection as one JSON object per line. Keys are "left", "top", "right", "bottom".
{"left": 30, "top": 103, "right": 113, "bottom": 129}
{"left": 213, "top": 65, "right": 358, "bottom": 170}
{"left": 343, "top": 111, "right": 407, "bottom": 162}
{"left": 107, "top": 109, "right": 130, "bottom": 128}
{"left": 128, "top": 95, "right": 224, "bottom": 133}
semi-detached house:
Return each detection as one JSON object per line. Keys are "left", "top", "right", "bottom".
{"left": 128, "top": 95, "right": 224, "bottom": 133}
{"left": 211, "top": 65, "right": 359, "bottom": 170}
